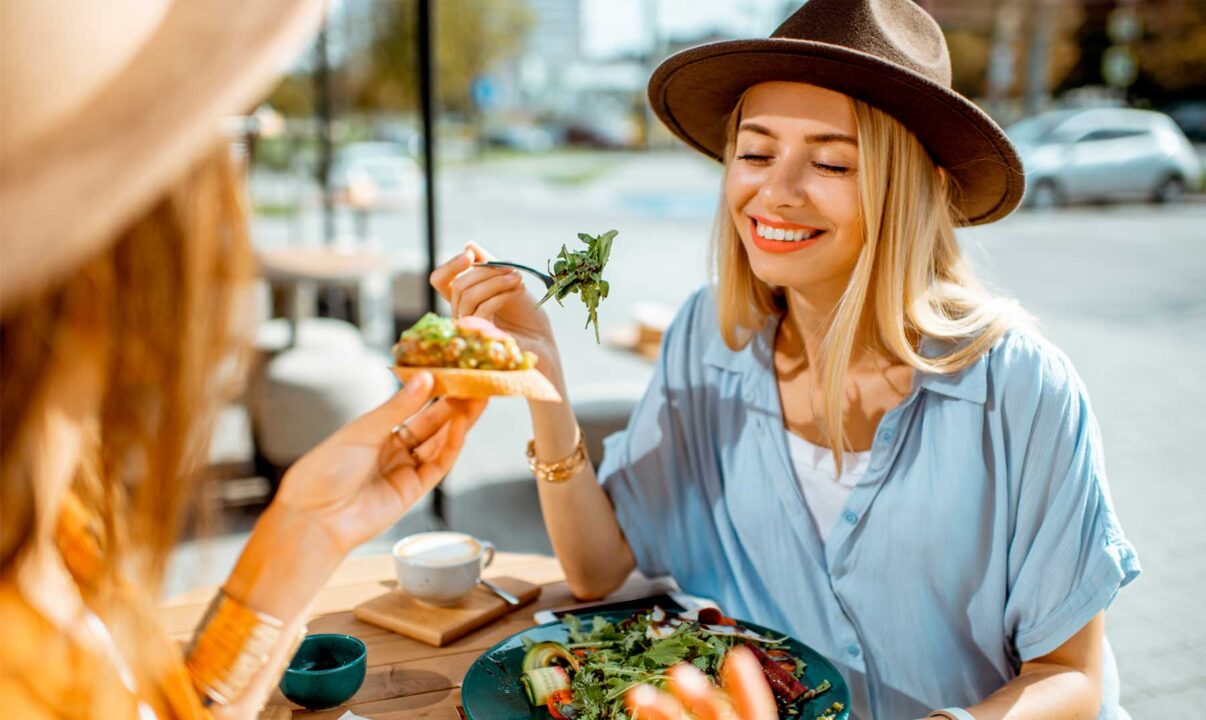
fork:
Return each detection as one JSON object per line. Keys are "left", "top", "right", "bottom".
{"left": 477, "top": 260, "right": 554, "bottom": 289}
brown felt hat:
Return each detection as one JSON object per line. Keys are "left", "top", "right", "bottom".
{"left": 648, "top": 0, "right": 1025, "bottom": 225}
{"left": 0, "top": 0, "right": 325, "bottom": 316}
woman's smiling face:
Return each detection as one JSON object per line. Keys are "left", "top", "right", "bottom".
{"left": 725, "top": 82, "right": 863, "bottom": 294}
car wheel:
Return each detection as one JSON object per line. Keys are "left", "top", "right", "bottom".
{"left": 1030, "top": 180, "right": 1062, "bottom": 210}
{"left": 1153, "top": 175, "right": 1185, "bottom": 204}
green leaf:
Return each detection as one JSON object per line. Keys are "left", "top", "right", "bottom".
{"left": 564, "top": 614, "right": 582, "bottom": 641}
{"left": 536, "top": 230, "right": 617, "bottom": 343}
{"left": 639, "top": 636, "right": 692, "bottom": 667}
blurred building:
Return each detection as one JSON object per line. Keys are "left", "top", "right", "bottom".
{"left": 511, "top": 0, "right": 584, "bottom": 116}
{"left": 483, "top": 0, "right": 648, "bottom": 147}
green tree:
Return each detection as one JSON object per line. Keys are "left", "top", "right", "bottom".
{"left": 267, "top": 73, "right": 317, "bottom": 117}
{"left": 945, "top": 29, "right": 991, "bottom": 99}
{"left": 1134, "top": 0, "right": 1206, "bottom": 104}
{"left": 354, "top": 0, "right": 532, "bottom": 115}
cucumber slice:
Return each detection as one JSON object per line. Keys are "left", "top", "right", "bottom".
{"left": 522, "top": 641, "right": 580, "bottom": 672}
{"left": 520, "top": 666, "right": 570, "bottom": 705}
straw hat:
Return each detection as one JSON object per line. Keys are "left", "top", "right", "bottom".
{"left": 648, "top": 0, "right": 1025, "bottom": 225}
{"left": 0, "top": 0, "right": 325, "bottom": 316}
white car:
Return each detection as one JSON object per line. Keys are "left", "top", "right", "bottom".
{"left": 1008, "top": 108, "right": 1201, "bottom": 208}
{"left": 330, "top": 142, "right": 422, "bottom": 210}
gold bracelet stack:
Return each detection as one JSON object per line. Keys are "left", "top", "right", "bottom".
{"left": 185, "top": 589, "right": 285, "bottom": 707}
{"left": 527, "top": 427, "right": 589, "bottom": 483}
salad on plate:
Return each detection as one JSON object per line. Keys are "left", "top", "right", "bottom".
{"left": 517, "top": 607, "right": 845, "bottom": 720}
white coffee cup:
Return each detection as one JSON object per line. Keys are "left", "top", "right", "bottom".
{"left": 392, "top": 531, "right": 495, "bottom": 607}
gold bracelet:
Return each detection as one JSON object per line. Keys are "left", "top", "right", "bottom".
{"left": 185, "top": 589, "right": 285, "bottom": 707}
{"left": 527, "top": 427, "right": 589, "bottom": 483}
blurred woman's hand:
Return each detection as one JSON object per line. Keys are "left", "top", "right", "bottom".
{"left": 271, "top": 371, "right": 485, "bottom": 554}
{"left": 625, "top": 647, "right": 777, "bottom": 720}
{"left": 224, "top": 371, "right": 485, "bottom": 622}
{"left": 429, "top": 242, "right": 565, "bottom": 392}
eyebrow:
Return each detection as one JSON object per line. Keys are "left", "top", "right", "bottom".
{"left": 738, "top": 121, "right": 857, "bottom": 146}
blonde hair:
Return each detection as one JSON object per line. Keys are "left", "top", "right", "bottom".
{"left": 1, "top": 145, "right": 253, "bottom": 715}
{"left": 713, "top": 93, "right": 1027, "bottom": 472}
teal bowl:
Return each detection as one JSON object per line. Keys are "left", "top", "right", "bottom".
{"left": 280, "top": 633, "right": 367, "bottom": 710}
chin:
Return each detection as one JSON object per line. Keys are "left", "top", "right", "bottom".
{"left": 748, "top": 261, "right": 800, "bottom": 290}
{"left": 741, "top": 241, "right": 814, "bottom": 290}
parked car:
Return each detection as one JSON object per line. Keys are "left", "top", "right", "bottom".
{"left": 482, "top": 122, "right": 557, "bottom": 152}
{"left": 330, "top": 142, "right": 422, "bottom": 210}
{"left": 1166, "top": 100, "right": 1206, "bottom": 144}
{"left": 1007, "top": 108, "right": 1201, "bottom": 208}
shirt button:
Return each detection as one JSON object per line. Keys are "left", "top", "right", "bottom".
{"left": 843, "top": 510, "right": 858, "bottom": 525}
{"left": 847, "top": 644, "right": 861, "bottom": 657}
{"left": 881, "top": 428, "right": 895, "bottom": 442}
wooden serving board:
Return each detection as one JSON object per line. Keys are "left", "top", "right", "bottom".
{"left": 353, "top": 577, "right": 540, "bottom": 647}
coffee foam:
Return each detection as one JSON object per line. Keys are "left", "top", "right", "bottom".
{"left": 396, "top": 533, "right": 480, "bottom": 567}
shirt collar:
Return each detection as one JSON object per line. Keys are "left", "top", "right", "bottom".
{"left": 702, "top": 316, "right": 774, "bottom": 375}
{"left": 702, "top": 316, "right": 989, "bottom": 405}
{"left": 913, "top": 336, "right": 988, "bottom": 404}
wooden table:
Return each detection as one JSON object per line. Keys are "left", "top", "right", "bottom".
{"left": 256, "top": 247, "right": 396, "bottom": 351}
{"left": 159, "top": 553, "right": 666, "bottom": 719}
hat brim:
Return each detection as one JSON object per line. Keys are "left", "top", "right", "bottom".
{"left": 648, "top": 39, "right": 1025, "bottom": 225}
{"left": 0, "top": 0, "right": 325, "bottom": 314}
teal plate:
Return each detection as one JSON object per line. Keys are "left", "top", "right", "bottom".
{"left": 461, "top": 610, "right": 850, "bottom": 720}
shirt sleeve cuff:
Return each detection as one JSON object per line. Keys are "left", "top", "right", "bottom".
{"left": 1013, "top": 536, "right": 1140, "bottom": 661}
{"left": 928, "top": 709, "right": 976, "bottom": 720}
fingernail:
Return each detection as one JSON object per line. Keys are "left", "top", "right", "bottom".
{"left": 628, "top": 684, "right": 659, "bottom": 704}
{"left": 407, "top": 371, "right": 433, "bottom": 390}
{"left": 508, "top": 272, "right": 521, "bottom": 283}
{"left": 671, "top": 664, "right": 710, "bottom": 692}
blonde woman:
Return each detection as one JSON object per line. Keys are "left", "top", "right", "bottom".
{"left": 1, "top": 1, "right": 484, "bottom": 717}
{"left": 432, "top": 1, "right": 1139, "bottom": 718}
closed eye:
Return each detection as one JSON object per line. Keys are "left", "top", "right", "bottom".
{"left": 736, "top": 154, "right": 772, "bottom": 164}
{"left": 814, "top": 162, "right": 851, "bottom": 175}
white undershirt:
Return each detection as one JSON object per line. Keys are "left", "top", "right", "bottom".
{"left": 786, "top": 433, "right": 872, "bottom": 543}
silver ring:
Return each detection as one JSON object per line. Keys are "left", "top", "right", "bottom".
{"left": 390, "top": 422, "right": 421, "bottom": 450}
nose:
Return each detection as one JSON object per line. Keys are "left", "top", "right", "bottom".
{"left": 759, "top": 153, "right": 809, "bottom": 210}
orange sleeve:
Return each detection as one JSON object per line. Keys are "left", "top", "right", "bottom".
{"left": 0, "top": 674, "right": 61, "bottom": 719}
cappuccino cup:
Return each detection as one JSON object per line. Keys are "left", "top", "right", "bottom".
{"left": 392, "top": 532, "right": 495, "bottom": 607}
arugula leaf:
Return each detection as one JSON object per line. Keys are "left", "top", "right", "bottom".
{"left": 590, "top": 615, "right": 610, "bottom": 636}
{"left": 639, "top": 636, "right": 692, "bottom": 667}
{"left": 564, "top": 613, "right": 584, "bottom": 643}
{"left": 536, "top": 230, "right": 617, "bottom": 343}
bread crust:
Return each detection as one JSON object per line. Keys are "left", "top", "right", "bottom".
{"left": 391, "top": 366, "right": 562, "bottom": 402}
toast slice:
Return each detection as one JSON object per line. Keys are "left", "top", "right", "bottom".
{"left": 391, "top": 365, "right": 561, "bottom": 402}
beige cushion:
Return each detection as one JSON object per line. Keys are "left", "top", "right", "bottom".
{"left": 255, "top": 317, "right": 366, "bottom": 355}
{"left": 251, "top": 347, "right": 397, "bottom": 466}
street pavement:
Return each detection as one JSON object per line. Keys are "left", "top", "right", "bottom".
{"left": 173, "top": 151, "right": 1206, "bottom": 715}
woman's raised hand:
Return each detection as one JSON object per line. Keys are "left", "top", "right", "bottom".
{"left": 271, "top": 371, "right": 485, "bottom": 555}
{"left": 225, "top": 371, "right": 485, "bottom": 625}
{"left": 429, "top": 242, "right": 565, "bottom": 392}
{"left": 625, "top": 647, "right": 778, "bottom": 720}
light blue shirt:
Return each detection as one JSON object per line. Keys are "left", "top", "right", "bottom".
{"left": 599, "top": 287, "right": 1140, "bottom": 719}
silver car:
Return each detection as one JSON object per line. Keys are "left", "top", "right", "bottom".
{"left": 1008, "top": 108, "right": 1201, "bottom": 208}
{"left": 330, "top": 142, "right": 422, "bottom": 210}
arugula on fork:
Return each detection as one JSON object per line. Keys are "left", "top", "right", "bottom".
{"left": 536, "top": 230, "right": 617, "bottom": 343}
